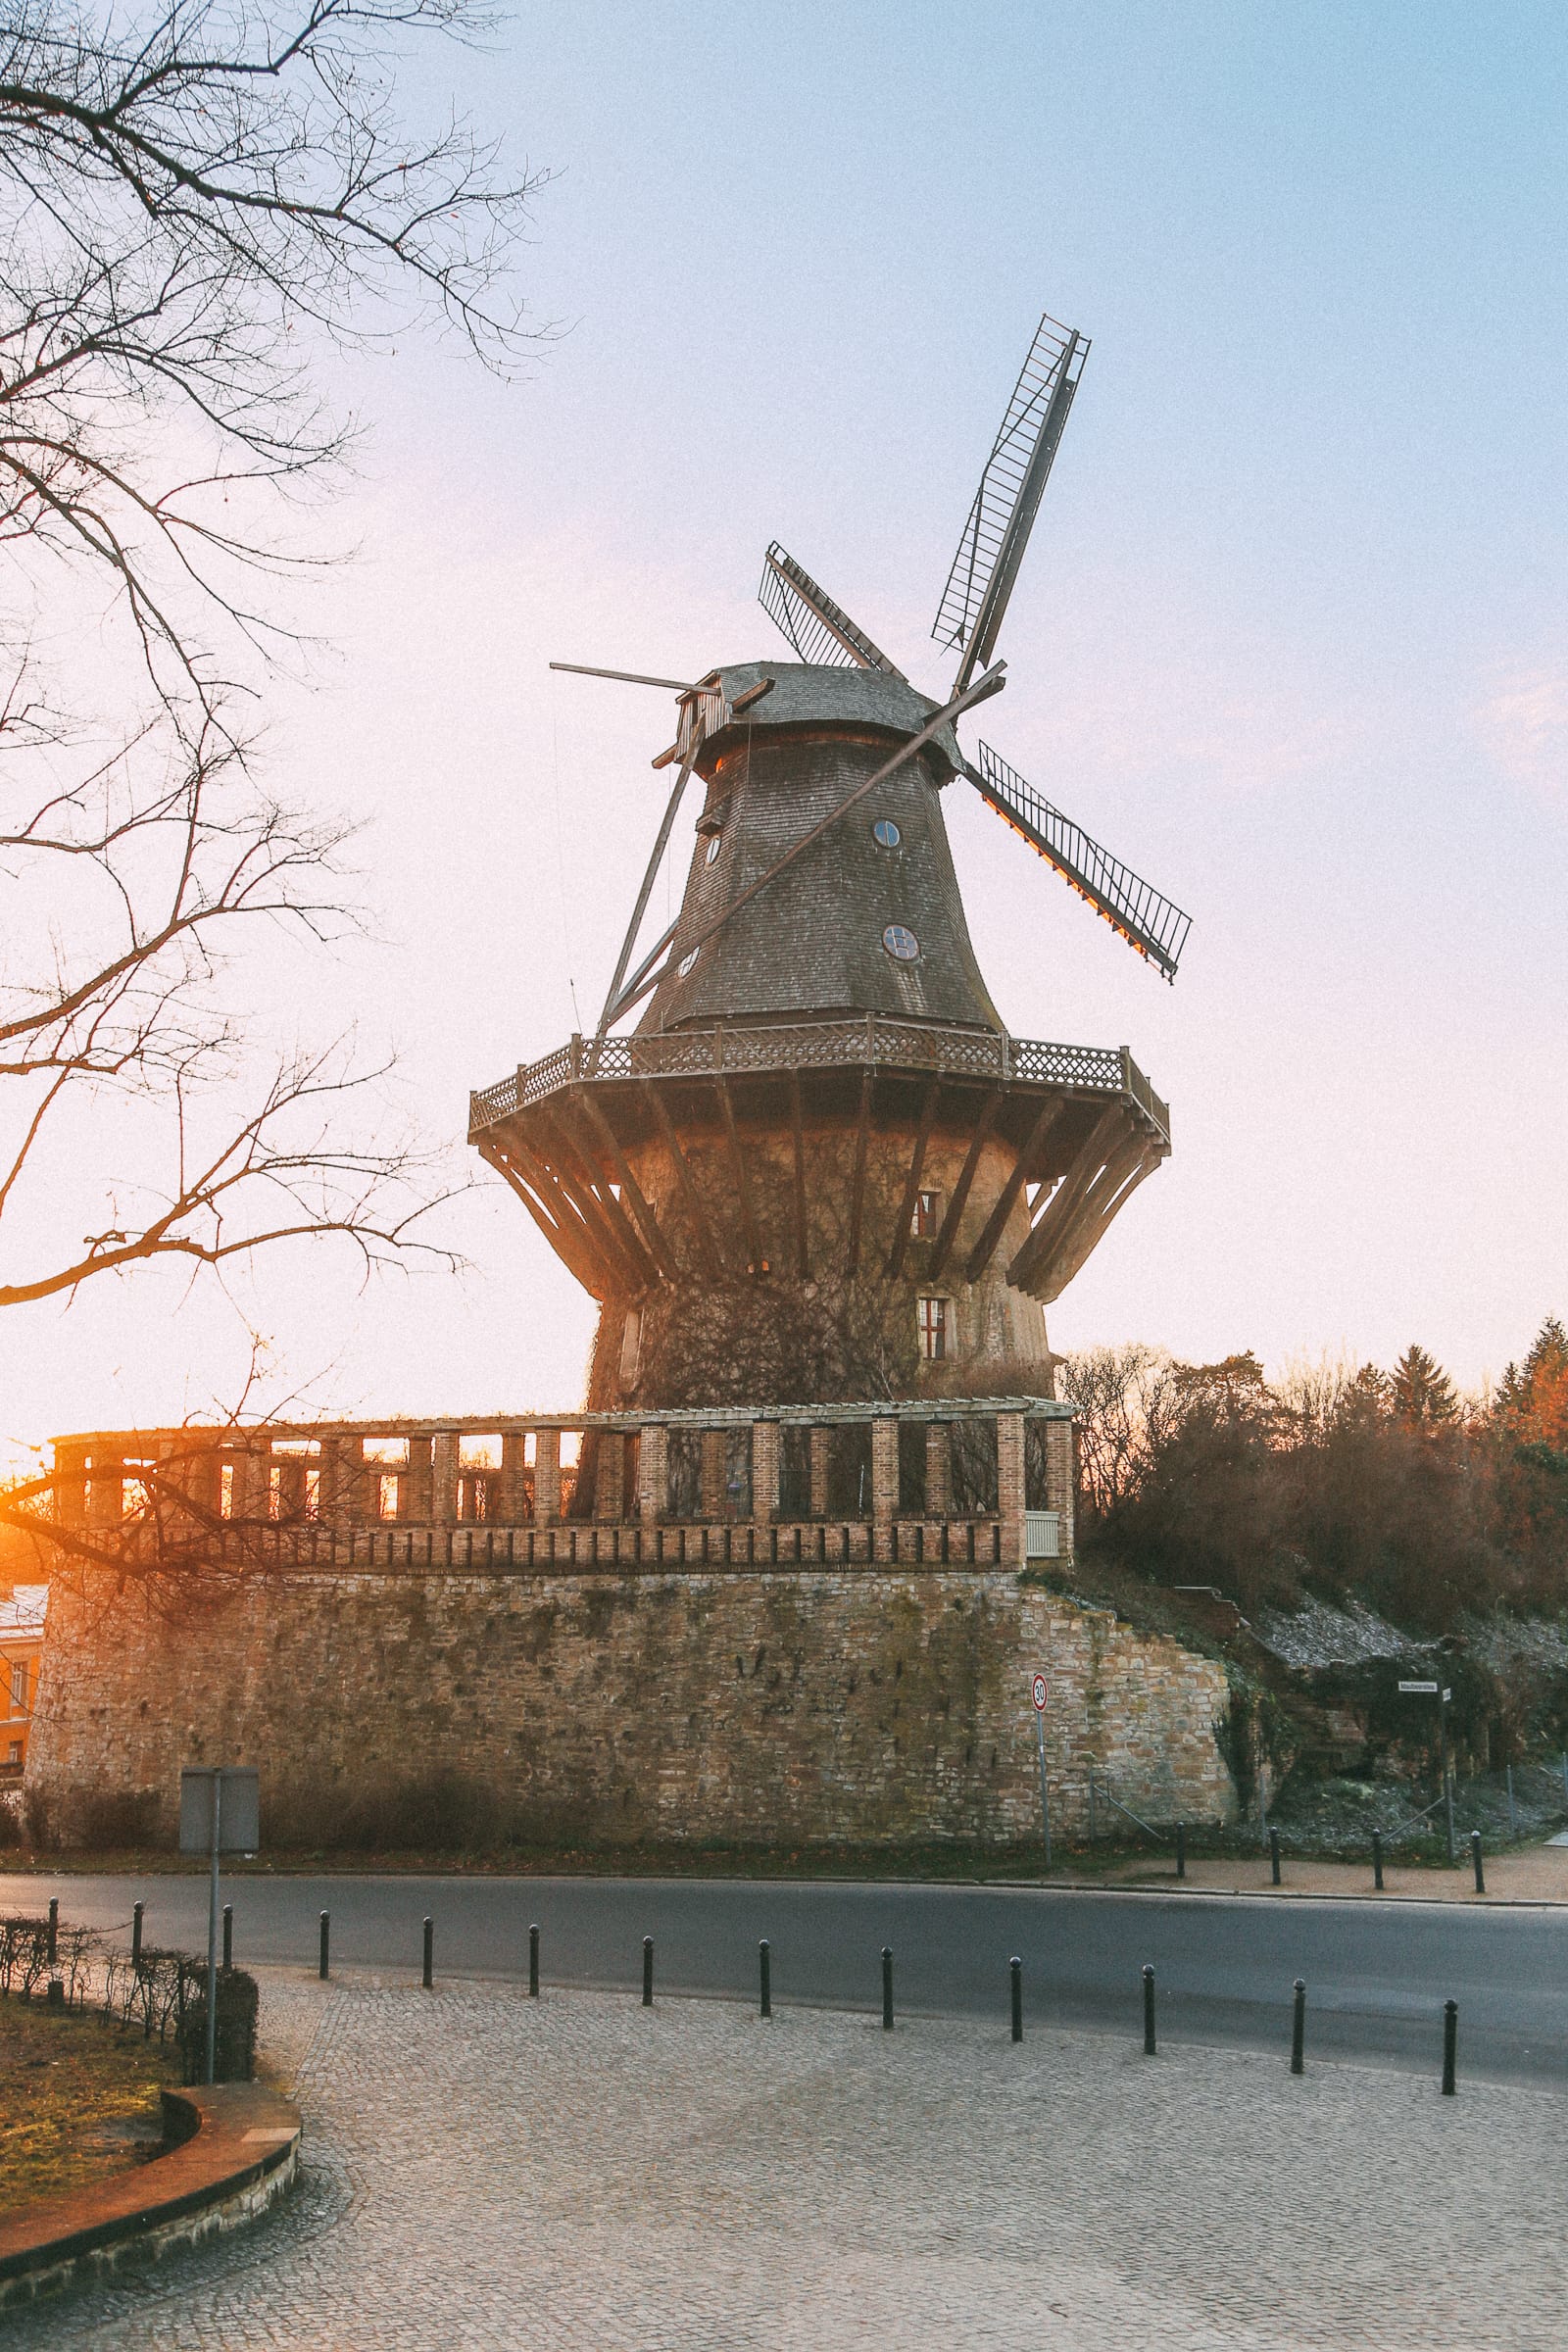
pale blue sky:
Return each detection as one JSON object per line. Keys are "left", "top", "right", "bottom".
{"left": 10, "top": 1, "right": 1567, "bottom": 1448}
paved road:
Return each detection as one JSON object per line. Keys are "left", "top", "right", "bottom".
{"left": 16, "top": 1975, "right": 1568, "bottom": 2350}
{"left": 10, "top": 1870, "right": 1564, "bottom": 2083}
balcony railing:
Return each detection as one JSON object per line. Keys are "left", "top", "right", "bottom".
{"left": 468, "top": 1017, "right": 1169, "bottom": 1144}
{"left": 49, "top": 1397, "right": 1076, "bottom": 1571}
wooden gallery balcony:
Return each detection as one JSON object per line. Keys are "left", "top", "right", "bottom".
{"left": 466, "top": 1017, "right": 1170, "bottom": 1308}
{"left": 50, "top": 1400, "right": 1075, "bottom": 1575}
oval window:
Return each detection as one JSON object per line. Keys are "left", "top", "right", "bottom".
{"left": 883, "top": 924, "right": 919, "bottom": 961}
{"left": 677, "top": 949, "right": 699, "bottom": 977}
{"left": 705, "top": 835, "right": 722, "bottom": 865}
{"left": 872, "top": 818, "right": 901, "bottom": 849}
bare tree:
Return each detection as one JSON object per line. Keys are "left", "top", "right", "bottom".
{"left": 0, "top": 2, "right": 544, "bottom": 1351}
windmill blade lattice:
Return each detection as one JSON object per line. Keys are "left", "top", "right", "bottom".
{"left": 934, "top": 316, "right": 1088, "bottom": 690}
{"left": 972, "top": 741, "right": 1192, "bottom": 982}
{"left": 759, "top": 543, "right": 905, "bottom": 675}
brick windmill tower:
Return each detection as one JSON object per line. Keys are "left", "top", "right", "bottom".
{"left": 469, "top": 312, "right": 1190, "bottom": 1413}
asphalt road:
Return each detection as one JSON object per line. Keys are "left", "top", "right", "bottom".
{"left": 10, "top": 1870, "right": 1564, "bottom": 2086}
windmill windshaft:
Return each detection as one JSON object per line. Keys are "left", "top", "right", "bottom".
{"left": 972, "top": 743, "right": 1192, "bottom": 983}
{"left": 759, "top": 544, "right": 905, "bottom": 676}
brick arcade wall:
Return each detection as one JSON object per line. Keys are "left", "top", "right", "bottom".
{"left": 26, "top": 1565, "right": 1236, "bottom": 1850}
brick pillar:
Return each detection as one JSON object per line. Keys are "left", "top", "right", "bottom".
{"left": 808, "top": 1425, "right": 830, "bottom": 1518}
{"left": 1050, "top": 1416, "right": 1076, "bottom": 1555}
{"left": 236, "top": 1444, "right": 270, "bottom": 1522}
{"left": 429, "top": 1432, "right": 459, "bottom": 1524}
{"left": 997, "top": 1411, "right": 1026, "bottom": 1567}
{"left": 500, "top": 1431, "right": 528, "bottom": 1524}
{"left": 53, "top": 1442, "right": 88, "bottom": 1527}
{"left": 925, "top": 1422, "right": 952, "bottom": 1518}
{"left": 318, "top": 1434, "right": 356, "bottom": 1526}
{"left": 86, "top": 1449, "right": 123, "bottom": 1526}
{"left": 751, "top": 1420, "right": 780, "bottom": 1529}
{"left": 701, "top": 1428, "right": 726, "bottom": 1520}
{"left": 595, "top": 1430, "right": 623, "bottom": 1522}
{"left": 405, "top": 1434, "right": 434, "bottom": 1524}
{"left": 534, "top": 1429, "right": 561, "bottom": 1526}
{"left": 639, "top": 1423, "right": 666, "bottom": 1538}
{"left": 871, "top": 1415, "right": 898, "bottom": 1562}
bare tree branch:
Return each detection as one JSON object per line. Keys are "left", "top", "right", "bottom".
{"left": 0, "top": 2, "right": 533, "bottom": 1326}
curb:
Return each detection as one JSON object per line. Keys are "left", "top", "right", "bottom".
{"left": 0, "top": 2081, "right": 301, "bottom": 2311}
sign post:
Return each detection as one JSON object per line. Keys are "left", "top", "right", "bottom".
{"left": 178, "top": 1768, "right": 260, "bottom": 2083}
{"left": 1397, "top": 1682, "right": 1457, "bottom": 1864}
{"left": 1030, "top": 1674, "right": 1052, "bottom": 1869}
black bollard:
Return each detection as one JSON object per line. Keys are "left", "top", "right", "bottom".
{"left": 131, "top": 1901, "right": 144, "bottom": 1969}
{"left": 1291, "top": 1978, "right": 1306, "bottom": 2075}
{"left": 642, "top": 1936, "right": 654, "bottom": 2007}
{"left": 222, "top": 1903, "right": 233, "bottom": 1972}
{"left": 1269, "top": 1827, "right": 1282, "bottom": 1886}
{"left": 1176, "top": 1822, "right": 1187, "bottom": 1881}
{"left": 1010, "top": 1955, "right": 1023, "bottom": 2043}
{"left": 1442, "top": 1998, "right": 1458, "bottom": 2094}
{"left": 46, "top": 1896, "right": 58, "bottom": 1966}
{"left": 760, "top": 1938, "right": 771, "bottom": 2020}
{"left": 882, "top": 1945, "right": 894, "bottom": 2032}
{"left": 1372, "top": 1831, "right": 1384, "bottom": 1891}
{"left": 1471, "top": 1832, "right": 1485, "bottom": 1895}
{"left": 1142, "top": 1963, "right": 1156, "bottom": 2056}
{"left": 529, "top": 1924, "right": 540, "bottom": 1999}
{"left": 422, "top": 1916, "right": 433, "bottom": 1990}
{"left": 318, "top": 1911, "right": 330, "bottom": 1982}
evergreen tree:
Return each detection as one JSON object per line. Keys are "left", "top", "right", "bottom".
{"left": 1390, "top": 1345, "right": 1458, "bottom": 1428}
{"left": 1498, "top": 1317, "right": 1568, "bottom": 1446}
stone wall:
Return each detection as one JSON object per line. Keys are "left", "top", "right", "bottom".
{"left": 27, "top": 1564, "right": 1236, "bottom": 1850}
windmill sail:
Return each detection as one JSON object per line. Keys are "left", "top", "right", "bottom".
{"left": 972, "top": 742, "right": 1192, "bottom": 982}
{"left": 759, "top": 544, "right": 904, "bottom": 675}
{"left": 934, "top": 316, "right": 1088, "bottom": 691}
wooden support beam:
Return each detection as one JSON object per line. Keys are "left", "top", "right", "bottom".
{"left": 647, "top": 1083, "right": 726, "bottom": 1280}
{"left": 553, "top": 1097, "right": 660, "bottom": 1291}
{"left": 887, "top": 1082, "right": 939, "bottom": 1278}
{"left": 1005, "top": 1105, "right": 1126, "bottom": 1297}
{"left": 962, "top": 1098, "right": 1069, "bottom": 1285}
{"left": 716, "top": 1078, "right": 764, "bottom": 1272}
{"left": 479, "top": 1138, "right": 611, "bottom": 1300}
{"left": 574, "top": 1089, "right": 678, "bottom": 1282}
{"left": 533, "top": 1106, "right": 650, "bottom": 1295}
{"left": 1037, "top": 1140, "right": 1159, "bottom": 1303}
{"left": 846, "top": 1069, "right": 872, "bottom": 1277}
{"left": 789, "top": 1068, "right": 808, "bottom": 1278}
{"left": 928, "top": 1090, "right": 1003, "bottom": 1280}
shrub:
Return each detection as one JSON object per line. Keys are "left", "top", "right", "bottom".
{"left": 179, "top": 1967, "right": 259, "bottom": 2084}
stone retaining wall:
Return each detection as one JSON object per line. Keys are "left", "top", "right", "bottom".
{"left": 28, "top": 1566, "right": 1235, "bottom": 1848}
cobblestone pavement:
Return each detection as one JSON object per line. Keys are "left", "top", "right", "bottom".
{"left": 9, "top": 1969, "right": 1566, "bottom": 2351}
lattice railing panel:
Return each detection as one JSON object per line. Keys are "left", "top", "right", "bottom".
{"left": 471, "top": 1017, "right": 1168, "bottom": 1141}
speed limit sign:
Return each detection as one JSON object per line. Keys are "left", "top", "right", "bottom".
{"left": 1031, "top": 1673, "right": 1048, "bottom": 1711}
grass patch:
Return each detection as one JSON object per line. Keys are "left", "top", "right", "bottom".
{"left": 0, "top": 1997, "right": 178, "bottom": 2213}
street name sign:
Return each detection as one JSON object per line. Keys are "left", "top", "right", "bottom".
{"left": 1397, "top": 1681, "right": 1439, "bottom": 1694}
{"left": 178, "top": 1767, "right": 260, "bottom": 1855}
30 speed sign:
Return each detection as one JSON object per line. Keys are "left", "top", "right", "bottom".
{"left": 1031, "top": 1673, "right": 1048, "bottom": 1712}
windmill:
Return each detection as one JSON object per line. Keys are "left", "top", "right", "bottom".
{"left": 469, "top": 309, "right": 1186, "bottom": 1417}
